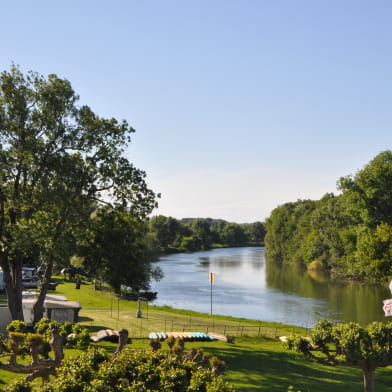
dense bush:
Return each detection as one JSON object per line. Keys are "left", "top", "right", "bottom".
{"left": 37, "top": 347, "right": 235, "bottom": 392}
{"left": 3, "top": 379, "right": 32, "bottom": 392}
{"left": 6, "top": 320, "right": 27, "bottom": 333}
{"left": 34, "top": 318, "right": 90, "bottom": 348}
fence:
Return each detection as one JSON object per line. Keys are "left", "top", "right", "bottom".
{"left": 139, "top": 320, "right": 307, "bottom": 339}
{"left": 81, "top": 307, "right": 308, "bottom": 340}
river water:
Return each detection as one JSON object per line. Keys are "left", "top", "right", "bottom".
{"left": 150, "top": 247, "right": 391, "bottom": 327}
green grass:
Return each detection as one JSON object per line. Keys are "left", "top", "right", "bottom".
{"left": 1, "top": 279, "right": 392, "bottom": 391}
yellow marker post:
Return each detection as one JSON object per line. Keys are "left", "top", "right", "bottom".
{"left": 209, "top": 272, "right": 216, "bottom": 316}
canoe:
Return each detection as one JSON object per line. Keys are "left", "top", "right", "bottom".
{"left": 151, "top": 331, "right": 221, "bottom": 342}
{"left": 149, "top": 332, "right": 159, "bottom": 340}
{"left": 90, "top": 329, "right": 120, "bottom": 343}
{"left": 157, "top": 332, "right": 167, "bottom": 340}
{"left": 208, "top": 332, "right": 229, "bottom": 342}
{"left": 189, "top": 332, "right": 202, "bottom": 340}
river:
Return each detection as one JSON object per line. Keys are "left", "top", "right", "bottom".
{"left": 150, "top": 247, "right": 391, "bottom": 327}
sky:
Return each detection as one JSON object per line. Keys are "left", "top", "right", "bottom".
{"left": 0, "top": 1, "right": 391, "bottom": 223}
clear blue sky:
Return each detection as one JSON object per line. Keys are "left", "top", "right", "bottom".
{"left": 1, "top": 1, "right": 391, "bottom": 222}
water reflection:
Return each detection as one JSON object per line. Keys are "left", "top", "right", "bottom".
{"left": 150, "top": 247, "right": 390, "bottom": 327}
{"left": 266, "top": 259, "right": 390, "bottom": 325}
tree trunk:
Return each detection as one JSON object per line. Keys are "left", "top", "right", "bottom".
{"left": 362, "top": 366, "right": 375, "bottom": 392}
{"left": 113, "top": 329, "right": 129, "bottom": 357}
{"left": 0, "top": 254, "right": 24, "bottom": 321}
{"left": 33, "top": 262, "right": 53, "bottom": 324}
{"left": 49, "top": 324, "right": 64, "bottom": 364}
{"left": 6, "top": 285, "right": 24, "bottom": 321}
{"left": 33, "top": 218, "right": 64, "bottom": 324}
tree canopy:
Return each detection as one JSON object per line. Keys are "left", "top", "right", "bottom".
{"left": 76, "top": 206, "right": 162, "bottom": 293}
{"left": 338, "top": 150, "right": 392, "bottom": 228}
{"left": 0, "top": 65, "right": 158, "bottom": 321}
{"left": 264, "top": 150, "right": 392, "bottom": 280}
{"left": 146, "top": 216, "right": 265, "bottom": 254}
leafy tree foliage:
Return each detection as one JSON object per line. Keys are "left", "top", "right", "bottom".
{"left": 147, "top": 216, "right": 265, "bottom": 253}
{"left": 265, "top": 151, "right": 392, "bottom": 280}
{"left": 147, "top": 215, "right": 184, "bottom": 253}
{"left": 0, "top": 65, "right": 157, "bottom": 321}
{"left": 284, "top": 319, "right": 392, "bottom": 392}
{"left": 221, "top": 223, "right": 247, "bottom": 246}
{"left": 243, "top": 222, "right": 266, "bottom": 243}
{"left": 188, "top": 218, "right": 213, "bottom": 250}
{"left": 355, "top": 223, "right": 392, "bottom": 279}
{"left": 76, "top": 206, "right": 162, "bottom": 293}
{"left": 338, "top": 150, "right": 392, "bottom": 227}
{"left": 9, "top": 347, "right": 236, "bottom": 392}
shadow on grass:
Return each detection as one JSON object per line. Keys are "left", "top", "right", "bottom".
{"left": 91, "top": 341, "right": 118, "bottom": 354}
{"left": 206, "top": 342, "right": 366, "bottom": 392}
{"left": 86, "top": 325, "right": 113, "bottom": 333}
{"left": 78, "top": 316, "right": 93, "bottom": 323}
{"left": 85, "top": 324, "right": 134, "bottom": 334}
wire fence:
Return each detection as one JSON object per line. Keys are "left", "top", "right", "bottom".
{"left": 146, "top": 322, "right": 306, "bottom": 340}
{"left": 81, "top": 308, "right": 309, "bottom": 340}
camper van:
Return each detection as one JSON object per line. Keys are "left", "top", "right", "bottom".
{"left": 0, "top": 267, "right": 38, "bottom": 291}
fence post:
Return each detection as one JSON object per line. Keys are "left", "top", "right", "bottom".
{"left": 258, "top": 323, "right": 261, "bottom": 336}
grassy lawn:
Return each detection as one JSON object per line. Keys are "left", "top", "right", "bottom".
{"left": 1, "top": 279, "right": 392, "bottom": 391}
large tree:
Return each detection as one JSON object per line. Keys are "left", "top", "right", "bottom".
{"left": 147, "top": 215, "right": 182, "bottom": 252}
{"left": 0, "top": 65, "right": 158, "bottom": 321}
{"left": 338, "top": 150, "right": 392, "bottom": 228}
{"left": 76, "top": 206, "right": 162, "bottom": 294}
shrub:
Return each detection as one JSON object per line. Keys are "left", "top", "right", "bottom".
{"left": 4, "top": 379, "right": 32, "bottom": 392}
{"left": 66, "top": 323, "right": 91, "bottom": 348}
{"left": 6, "top": 320, "right": 27, "bottom": 333}
{"left": 59, "top": 322, "right": 73, "bottom": 337}
{"left": 209, "top": 355, "right": 226, "bottom": 375}
{"left": 41, "top": 348, "right": 235, "bottom": 392}
{"left": 171, "top": 338, "right": 185, "bottom": 357}
{"left": 149, "top": 338, "right": 161, "bottom": 351}
{"left": 34, "top": 318, "right": 59, "bottom": 340}
{"left": 34, "top": 319, "right": 90, "bottom": 348}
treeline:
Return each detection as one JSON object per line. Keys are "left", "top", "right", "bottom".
{"left": 265, "top": 150, "right": 392, "bottom": 280}
{"left": 145, "top": 216, "right": 265, "bottom": 254}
